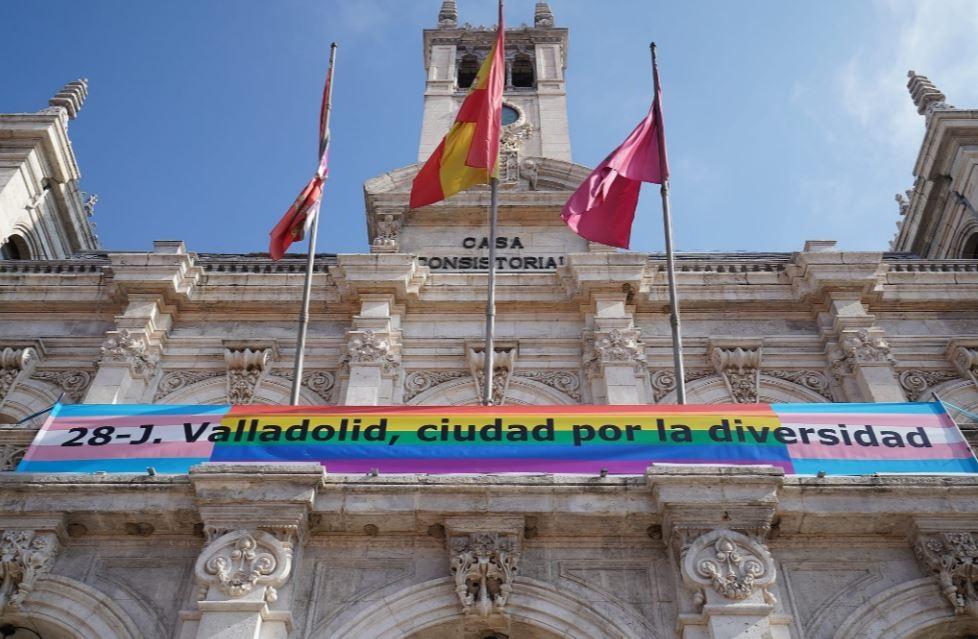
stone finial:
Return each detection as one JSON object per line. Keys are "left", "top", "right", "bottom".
{"left": 48, "top": 79, "right": 89, "bottom": 119}
{"left": 907, "top": 70, "right": 951, "bottom": 116}
{"left": 437, "top": 0, "right": 458, "bottom": 27}
{"left": 534, "top": 2, "right": 554, "bottom": 27}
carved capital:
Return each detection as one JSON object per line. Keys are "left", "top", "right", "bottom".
{"left": 0, "top": 347, "right": 39, "bottom": 403}
{"left": 448, "top": 530, "right": 521, "bottom": 619}
{"left": 346, "top": 330, "right": 400, "bottom": 374}
{"left": 225, "top": 348, "right": 270, "bottom": 405}
{"left": 914, "top": 531, "right": 978, "bottom": 616}
{"left": 589, "top": 328, "right": 645, "bottom": 374}
{"left": 711, "top": 346, "right": 762, "bottom": 404}
{"left": 99, "top": 329, "right": 159, "bottom": 377}
{"left": 0, "top": 529, "right": 61, "bottom": 609}
{"left": 680, "top": 528, "right": 776, "bottom": 608}
{"left": 839, "top": 328, "right": 894, "bottom": 366}
{"left": 466, "top": 344, "right": 516, "bottom": 405}
{"left": 194, "top": 530, "right": 292, "bottom": 603}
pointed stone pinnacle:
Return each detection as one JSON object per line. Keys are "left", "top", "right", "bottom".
{"left": 438, "top": 0, "right": 457, "bottom": 28}
{"left": 906, "top": 70, "right": 951, "bottom": 116}
{"left": 48, "top": 79, "right": 89, "bottom": 119}
{"left": 534, "top": 2, "right": 554, "bottom": 27}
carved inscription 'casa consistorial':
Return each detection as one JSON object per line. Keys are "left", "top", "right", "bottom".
{"left": 449, "top": 532, "right": 520, "bottom": 619}
{"left": 0, "top": 530, "right": 60, "bottom": 609}
{"left": 100, "top": 329, "right": 159, "bottom": 376}
{"left": 195, "top": 530, "right": 292, "bottom": 604}
{"left": 681, "top": 529, "right": 776, "bottom": 606}
{"left": 914, "top": 531, "right": 978, "bottom": 616}
{"left": 711, "top": 347, "right": 761, "bottom": 404}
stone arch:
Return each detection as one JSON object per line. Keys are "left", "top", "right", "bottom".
{"left": 658, "top": 373, "right": 830, "bottom": 404}
{"left": 0, "top": 574, "right": 145, "bottom": 639}
{"left": 0, "top": 378, "right": 67, "bottom": 422}
{"left": 408, "top": 376, "right": 577, "bottom": 406}
{"left": 948, "top": 219, "right": 978, "bottom": 259}
{"left": 1, "top": 232, "right": 32, "bottom": 260}
{"left": 321, "top": 576, "right": 656, "bottom": 639}
{"left": 155, "top": 373, "right": 327, "bottom": 405}
{"left": 832, "top": 577, "right": 978, "bottom": 639}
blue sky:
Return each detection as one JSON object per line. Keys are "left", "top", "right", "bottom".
{"left": 3, "top": 0, "right": 978, "bottom": 255}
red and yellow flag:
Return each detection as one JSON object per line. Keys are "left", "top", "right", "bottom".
{"left": 410, "top": 1, "right": 505, "bottom": 209}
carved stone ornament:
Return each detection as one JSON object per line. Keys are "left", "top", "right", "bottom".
{"left": 0, "top": 530, "right": 60, "bottom": 609}
{"left": 403, "top": 370, "right": 470, "bottom": 402}
{"left": 839, "top": 328, "right": 894, "bottom": 366}
{"left": 514, "top": 370, "right": 581, "bottom": 402}
{"left": 765, "top": 369, "right": 835, "bottom": 401}
{"left": 898, "top": 369, "right": 961, "bottom": 401}
{"left": 681, "top": 529, "right": 776, "bottom": 606}
{"left": 499, "top": 122, "right": 534, "bottom": 154}
{"left": 29, "top": 370, "right": 93, "bottom": 403}
{"left": 711, "top": 346, "right": 761, "bottom": 404}
{"left": 593, "top": 329, "right": 645, "bottom": 364}
{"left": 467, "top": 346, "right": 516, "bottom": 405}
{"left": 0, "top": 347, "right": 38, "bottom": 403}
{"left": 99, "top": 329, "right": 159, "bottom": 377}
{"left": 449, "top": 532, "right": 520, "bottom": 619}
{"left": 276, "top": 369, "right": 336, "bottom": 402}
{"left": 914, "top": 531, "right": 978, "bottom": 616}
{"left": 953, "top": 346, "right": 978, "bottom": 386}
{"left": 522, "top": 158, "right": 539, "bottom": 191}
{"left": 649, "top": 369, "right": 714, "bottom": 402}
{"left": 194, "top": 530, "right": 292, "bottom": 603}
{"left": 372, "top": 213, "right": 401, "bottom": 247}
{"left": 0, "top": 445, "right": 27, "bottom": 471}
{"left": 153, "top": 369, "right": 225, "bottom": 401}
{"left": 347, "top": 330, "right": 400, "bottom": 374}
{"left": 225, "top": 348, "right": 270, "bottom": 405}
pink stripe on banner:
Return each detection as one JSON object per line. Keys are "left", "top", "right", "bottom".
{"left": 24, "top": 440, "right": 214, "bottom": 461}
{"left": 777, "top": 413, "right": 954, "bottom": 428}
{"left": 43, "top": 414, "right": 221, "bottom": 430}
{"left": 788, "top": 440, "right": 973, "bottom": 460}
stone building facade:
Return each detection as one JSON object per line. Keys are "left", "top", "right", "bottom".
{"left": 2, "top": 3, "right": 978, "bottom": 638}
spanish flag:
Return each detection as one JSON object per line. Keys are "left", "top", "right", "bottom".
{"left": 410, "top": 1, "right": 505, "bottom": 209}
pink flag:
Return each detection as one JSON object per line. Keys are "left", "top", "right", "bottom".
{"left": 561, "top": 86, "right": 669, "bottom": 249}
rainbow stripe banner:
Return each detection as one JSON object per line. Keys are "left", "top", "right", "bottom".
{"left": 16, "top": 402, "right": 978, "bottom": 475}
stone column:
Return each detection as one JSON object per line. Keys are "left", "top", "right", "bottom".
{"left": 823, "top": 297, "right": 905, "bottom": 402}
{"left": 584, "top": 294, "right": 647, "bottom": 404}
{"left": 649, "top": 465, "right": 793, "bottom": 639}
{"left": 180, "top": 463, "right": 324, "bottom": 639}
{"left": 342, "top": 295, "right": 402, "bottom": 406}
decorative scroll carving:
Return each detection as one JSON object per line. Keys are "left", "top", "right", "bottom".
{"left": 0, "top": 530, "right": 60, "bottom": 609}
{"left": 649, "top": 369, "right": 714, "bottom": 402}
{"left": 99, "top": 329, "right": 159, "bottom": 377}
{"left": 953, "top": 347, "right": 978, "bottom": 387}
{"left": 898, "top": 369, "right": 961, "bottom": 401}
{"left": 711, "top": 346, "right": 761, "bottom": 404}
{"left": 29, "top": 370, "right": 93, "bottom": 403}
{"left": 403, "top": 370, "right": 470, "bottom": 402}
{"left": 764, "top": 369, "right": 834, "bottom": 401}
{"left": 449, "top": 532, "right": 520, "bottom": 619}
{"left": 0, "top": 347, "right": 38, "bottom": 402}
{"left": 225, "top": 348, "right": 270, "bottom": 405}
{"left": 195, "top": 530, "right": 292, "bottom": 603}
{"left": 514, "top": 370, "right": 581, "bottom": 402}
{"left": 467, "top": 346, "right": 516, "bottom": 405}
{"left": 914, "top": 531, "right": 978, "bottom": 616}
{"left": 275, "top": 369, "right": 336, "bottom": 402}
{"left": 840, "top": 329, "right": 894, "bottom": 366}
{"left": 346, "top": 330, "right": 400, "bottom": 374}
{"left": 681, "top": 529, "right": 776, "bottom": 606}
{"left": 153, "top": 370, "right": 224, "bottom": 401}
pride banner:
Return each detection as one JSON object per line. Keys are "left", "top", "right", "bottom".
{"left": 16, "top": 402, "right": 978, "bottom": 475}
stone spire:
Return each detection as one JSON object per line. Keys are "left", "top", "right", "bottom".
{"left": 906, "top": 70, "right": 951, "bottom": 116}
{"left": 47, "top": 79, "right": 89, "bottom": 119}
{"left": 534, "top": 2, "right": 554, "bottom": 27}
{"left": 437, "top": 0, "right": 457, "bottom": 28}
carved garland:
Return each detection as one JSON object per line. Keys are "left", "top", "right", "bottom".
{"left": 680, "top": 528, "right": 776, "bottom": 607}
{"left": 194, "top": 530, "right": 292, "bottom": 604}
{"left": 449, "top": 532, "right": 520, "bottom": 619}
{"left": 0, "top": 530, "right": 60, "bottom": 609}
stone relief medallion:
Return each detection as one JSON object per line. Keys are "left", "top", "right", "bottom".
{"left": 680, "top": 529, "right": 776, "bottom": 606}
{"left": 194, "top": 530, "right": 292, "bottom": 603}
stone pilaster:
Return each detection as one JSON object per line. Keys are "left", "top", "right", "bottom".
{"left": 584, "top": 294, "right": 647, "bottom": 404}
{"left": 181, "top": 463, "right": 324, "bottom": 639}
{"left": 342, "top": 295, "right": 402, "bottom": 405}
{"left": 821, "top": 297, "right": 904, "bottom": 402}
{"left": 649, "top": 465, "right": 792, "bottom": 639}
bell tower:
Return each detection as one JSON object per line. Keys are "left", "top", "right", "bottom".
{"left": 418, "top": 1, "right": 571, "bottom": 163}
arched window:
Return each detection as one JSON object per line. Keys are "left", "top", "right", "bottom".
{"left": 1, "top": 234, "right": 30, "bottom": 260}
{"left": 511, "top": 53, "right": 534, "bottom": 88}
{"left": 963, "top": 232, "right": 978, "bottom": 259}
{"left": 457, "top": 54, "right": 480, "bottom": 89}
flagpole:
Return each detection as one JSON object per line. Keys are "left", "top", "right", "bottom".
{"left": 651, "top": 42, "right": 687, "bottom": 404}
{"left": 291, "top": 42, "right": 337, "bottom": 406}
{"left": 482, "top": 177, "right": 499, "bottom": 406}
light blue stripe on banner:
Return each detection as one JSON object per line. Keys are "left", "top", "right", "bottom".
{"left": 16, "top": 458, "right": 209, "bottom": 473}
{"left": 772, "top": 402, "right": 943, "bottom": 415}
{"left": 791, "top": 457, "right": 978, "bottom": 475}
{"left": 54, "top": 404, "right": 230, "bottom": 417}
